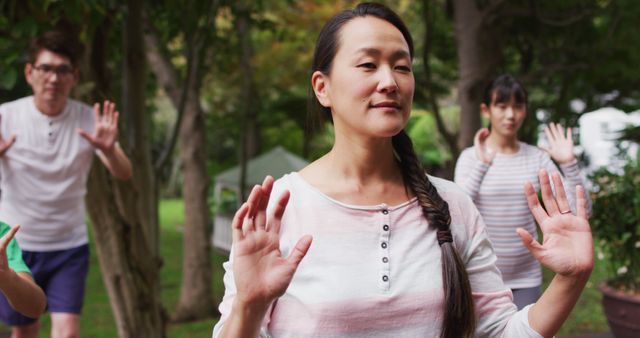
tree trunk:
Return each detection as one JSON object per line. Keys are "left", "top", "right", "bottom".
{"left": 235, "top": 0, "right": 261, "bottom": 200}
{"left": 452, "top": 0, "right": 503, "bottom": 151}
{"left": 173, "top": 56, "right": 216, "bottom": 322}
{"left": 85, "top": 1, "right": 165, "bottom": 337}
{"left": 144, "top": 17, "right": 216, "bottom": 321}
{"left": 422, "top": 0, "right": 459, "bottom": 179}
{"left": 173, "top": 96, "right": 215, "bottom": 321}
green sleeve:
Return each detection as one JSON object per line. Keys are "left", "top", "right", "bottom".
{"left": 0, "top": 222, "right": 31, "bottom": 274}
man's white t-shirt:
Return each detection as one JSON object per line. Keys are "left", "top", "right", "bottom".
{"left": 0, "top": 96, "right": 95, "bottom": 251}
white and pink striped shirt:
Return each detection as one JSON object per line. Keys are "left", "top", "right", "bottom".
{"left": 213, "top": 172, "right": 543, "bottom": 337}
{"left": 454, "top": 142, "right": 590, "bottom": 289}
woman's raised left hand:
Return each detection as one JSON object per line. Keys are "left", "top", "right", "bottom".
{"left": 541, "top": 123, "right": 576, "bottom": 165}
{"left": 518, "top": 170, "right": 594, "bottom": 278}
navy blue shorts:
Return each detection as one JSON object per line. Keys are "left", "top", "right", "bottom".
{"left": 0, "top": 244, "right": 89, "bottom": 326}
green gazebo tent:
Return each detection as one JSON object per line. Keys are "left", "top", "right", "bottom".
{"left": 212, "top": 146, "right": 309, "bottom": 251}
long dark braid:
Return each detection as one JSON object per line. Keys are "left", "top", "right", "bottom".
{"left": 311, "top": 3, "right": 476, "bottom": 336}
{"left": 393, "top": 130, "right": 476, "bottom": 338}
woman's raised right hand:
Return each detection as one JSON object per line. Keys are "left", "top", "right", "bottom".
{"left": 474, "top": 128, "right": 495, "bottom": 165}
{"left": 231, "top": 176, "right": 313, "bottom": 311}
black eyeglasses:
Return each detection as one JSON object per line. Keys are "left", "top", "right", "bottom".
{"left": 32, "top": 64, "right": 74, "bottom": 77}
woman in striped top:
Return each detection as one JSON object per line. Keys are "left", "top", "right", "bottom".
{"left": 214, "top": 4, "right": 593, "bottom": 338}
{"left": 454, "top": 75, "right": 592, "bottom": 309}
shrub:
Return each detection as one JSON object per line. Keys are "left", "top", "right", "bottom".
{"left": 590, "top": 159, "right": 640, "bottom": 292}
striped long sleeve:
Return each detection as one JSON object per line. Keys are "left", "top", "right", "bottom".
{"left": 454, "top": 142, "right": 591, "bottom": 288}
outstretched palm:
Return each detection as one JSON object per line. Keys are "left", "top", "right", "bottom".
{"left": 78, "top": 100, "right": 119, "bottom": 154}
{"left": 231, "top": 177, "right": 312, "bottom": 308}
{"left": 542, "top": 123, "right": 576, "bottom": 165}
{"left": 474, "top": 128, "right": 496, "bottom": 164}
{"left": 519, "top": 170, "right": 593, "bottom": 277}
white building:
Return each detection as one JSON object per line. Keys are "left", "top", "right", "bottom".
{"left": 578, "top": 107, "right": 640, "bottom": 175}
{"left": 211, "top": 146, "right": 309, "bottom": 252}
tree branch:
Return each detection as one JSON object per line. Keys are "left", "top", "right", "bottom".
{"left": 500, "top": 1, "right": 594, "bottom": 26}
{"left": 141, "top": 10, "right": 190, "bottom": 173}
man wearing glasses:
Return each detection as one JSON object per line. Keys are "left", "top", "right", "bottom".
{"left": 0, "top": 31, "right": 132, "bottom": 338}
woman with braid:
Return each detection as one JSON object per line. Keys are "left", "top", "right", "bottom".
{"left": 212, "top": 3, "right": 593, "bottom": 338}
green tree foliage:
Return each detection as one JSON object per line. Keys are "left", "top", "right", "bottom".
{"left": 476, "top": 0, "right": 638, "bottom": 142}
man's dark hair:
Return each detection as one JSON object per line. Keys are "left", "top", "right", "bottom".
{"left": 29, "top": 31, "right": 84, "bottom": 67}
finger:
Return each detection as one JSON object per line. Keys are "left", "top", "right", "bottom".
{"left": 255, "top": 177, "right": 274, "bottom": 231}
{"left": 77, "top": 129, "right": 95, "bottom": 144}
{"left": 551, "top": 122, "right": 561, "bottom": 139}
{"left": 4, "top": 135, "right": 16, "bottom": 150}
{"left": 260, "top": 176, "right": 274, "bottom": 202}
{"left": 243, "top": 185, "right": 263, "bottom": 233}
{"left": 557, "top": 123, "right": 565, "bottom": 136}
{"left": 107, "top": 101, "right": 116, "bottom": 125}
{"left": 103, "top": 100, "right": 112, "bottom": 125}
{"left": 517, "top": 228, "right": 544, "bottom": 260}
{"left": 554, "top": 123, "right": 564, "bottom": 139}
{"left": 112, "top": 111, "right": 120, "bottom": 127}
{"left": 286, "top": 235, "right": 313, "bottom": 267}
{"left": 575, "top": 185, "right": 587, "bottom": 220}
{"left": 474, "top": 128, "right": 486, "bottom": 144}
{"left": 231, "top": 203, "right": 249, "bottom": 243}
{"left": 524, "top": 181, "right": 549, "bottom": 224}
{"left": 93, "top": 102, "right": 101, "bottom": 121}
{"left": 539, "top": 145, "right": 550, "bottom": 155}
{"left": 473, "top": 130, "right": 481, "bottom": 146}
{"left": 255, "top": 176, "right": 275, "bottom": 231}
{"left": 538, "top": 169, "right": 560, "bottom": 216}
{"left": 257, "top": 176, "right": 273, "bottom": 201}
{"left": 479, "top": 128, "right": 490, "bottom": 142}
{"left": 551, "top": 172, "right": 571, "bottom": 214}
{"left": 544, "top": 124, "right": 555, "bottom": 145}
{"left": 567, "top": 127, "right": 573, "bottom": 144}
{"left": 0, "top": 135, "right": 16, "bottom": 156}
{"left": 268, "top": 190, "right": 291, "bottom": 234}
{"left": 0, "top": 225, "right": 20, "bottom": 250}
{"left": 245, "top": 185, "right": 263, "bottom": 219}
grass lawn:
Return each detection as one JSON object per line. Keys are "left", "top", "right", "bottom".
{"left": 549, "top": 259, "right": 610, "bottom": 337}
{"left": 26, "top": 199, "right": 228, "bottom": 338}
{"left": 2, "top": 198, "right": 610, "bottom": 337}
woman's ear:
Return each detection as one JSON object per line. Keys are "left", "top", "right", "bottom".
{"left": 311, "top": 71, "right": 331, "bottom": 108}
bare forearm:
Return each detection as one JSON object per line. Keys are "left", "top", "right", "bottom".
{"left": 100, "top": 144, "right": 133, "bottom": 180}
{"left": 0, "top": 272, "right": 46, "bottom": 318}
{"left": 528, "top": 272, "right": 591, "bottom": 337}
{"left": 218, "top": 299, "right": 270, "bottom": 338}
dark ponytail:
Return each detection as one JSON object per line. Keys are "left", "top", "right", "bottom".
{"left": 393, "top": 130, "right": 476, "bottom": 338}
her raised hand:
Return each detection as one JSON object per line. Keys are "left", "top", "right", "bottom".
{"left": 542, "top": 122, "right": 576, "bottom": 165}
{"left": 474, "top": 128, "right": 495, "bottom": 165}
{"left": 519, "top": 170, "right": 593, "bottom": 278}
{"left": 231, "top": 176, "right": 313, "bottom": 310}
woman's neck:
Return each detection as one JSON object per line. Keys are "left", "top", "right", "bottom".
{"left": 487, "top": 132, "right": 520, "bottom": 154}
{"left": 299, "top": 132, "right": 409, "bottom": 205}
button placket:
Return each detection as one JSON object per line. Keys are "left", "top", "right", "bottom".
{"left": 379, "top": 205, "right": 391, "bottom": 291}
{"left": 47, "top": 119, "right": 55, "bottom": 145}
